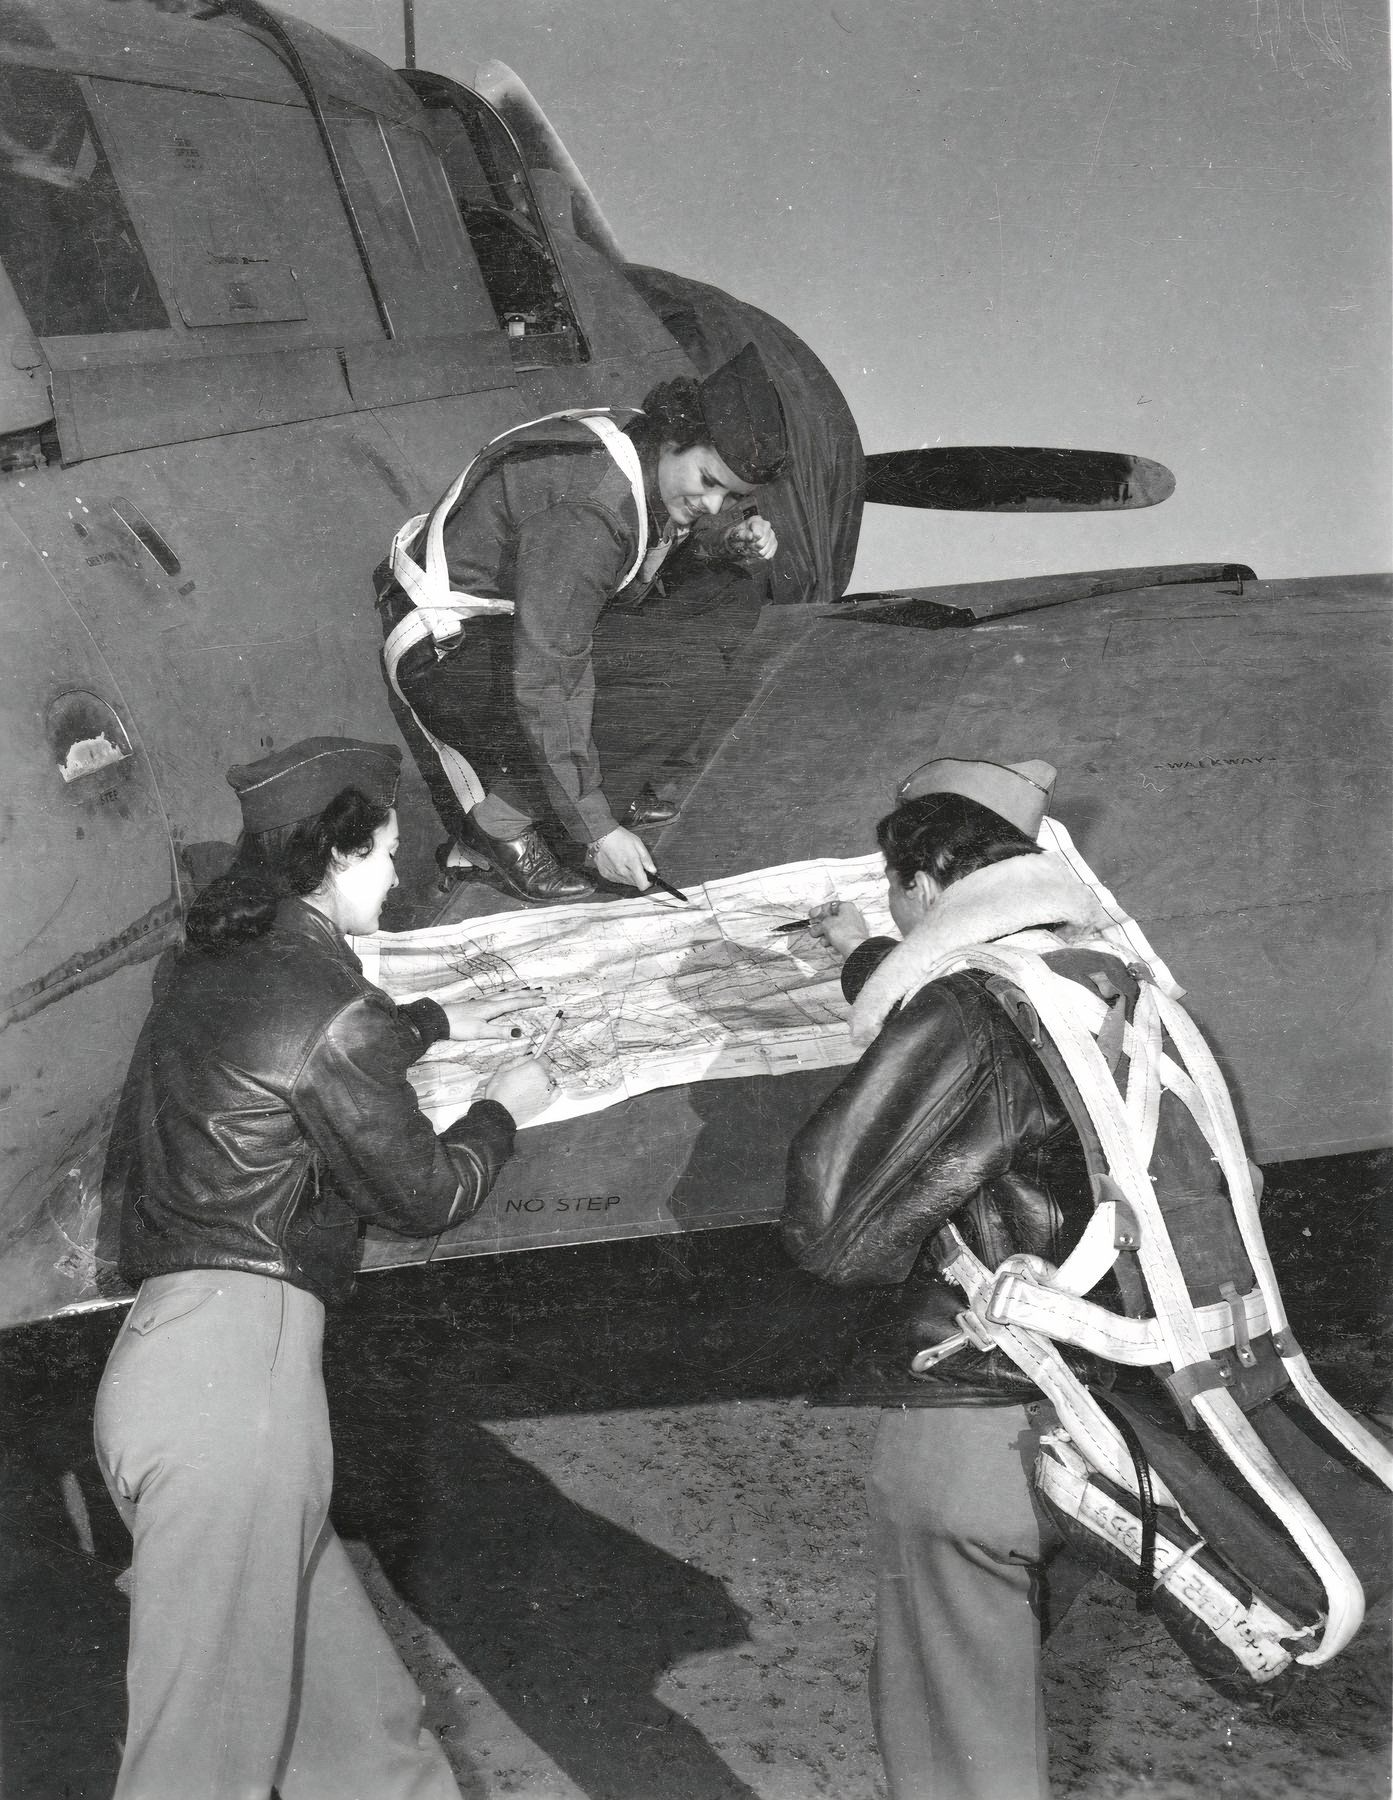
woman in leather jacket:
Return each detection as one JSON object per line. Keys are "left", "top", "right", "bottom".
{"left": 95, "top": 736, "right": 553, "bottom": 1800}
{"left": 782, "top": 756, "right": 1218, "bottom": 1800}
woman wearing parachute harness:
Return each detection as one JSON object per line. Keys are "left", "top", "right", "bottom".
{"left": 377, "top": 343, "right": 787, "bottom": 903}
{"left": 782, "top": 756, "right": 1391, "bottom": 1800}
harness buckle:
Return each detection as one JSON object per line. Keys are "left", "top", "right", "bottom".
{"left": 1011, "top": 996, "right": 1042, "bottom": 1046}
{"left": 909, "top": 1331, "right": 970, "bottom": 1374}
{"left": 955, "top": 1307, "right": 998, "bottom": 1352}
{"left": 985, "top": 1254, "right": 1056, "bottom": 1329}
{"left": 1091, "top": 1173, "right": 1142, "bottom": 1250}
{"left": 1220, "top": 1279, "right": 1258, "bottom": 1367}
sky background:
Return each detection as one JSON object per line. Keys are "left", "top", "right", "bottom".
{"left": 291, "top": 0, "right": 1391, "bottom": 593}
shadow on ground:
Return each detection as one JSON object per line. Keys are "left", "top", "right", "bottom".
{"left": 329, "top": 1404, "right": 761, "bottom": 1799}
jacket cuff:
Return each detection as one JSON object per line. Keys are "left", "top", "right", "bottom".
{"left": 841, "top": 937, "right": 897, "bottom": 1004}
{"left": 447, "top": 1096, "right": 518, "bottom": 1159}
{"left": 577, "top": 795, "right": 620, "bottom": 844}
{"left": 399, "top": 997, "right": 451, "bottom": 1052}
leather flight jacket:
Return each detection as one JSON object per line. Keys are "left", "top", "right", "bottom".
{"left": 783, "top": 937, "right": 1224, "bottom": 1406}
{"left": 108, "top": 899, "right": 516, "bottom": 1307}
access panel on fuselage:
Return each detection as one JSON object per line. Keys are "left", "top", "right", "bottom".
{"left": 0, "top": 502, "right": 177, "bottom": 1328}
{"left": 5, "top": 399, "right": 521, "bottom": 845}
{"left": 0, "top": 394, "right": 529, "bottom": 1328}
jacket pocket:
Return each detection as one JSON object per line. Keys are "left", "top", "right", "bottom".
{"left": 126, "top": 1276, "right": 222, "bottom": 1337}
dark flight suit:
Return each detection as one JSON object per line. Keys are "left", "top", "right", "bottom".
{"left": 379, "top": 419, "right": 764, "bottom": 851}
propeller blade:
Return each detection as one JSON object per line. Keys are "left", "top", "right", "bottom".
{"left": 863, "top": 447, "right": 1175, "bottom": 512}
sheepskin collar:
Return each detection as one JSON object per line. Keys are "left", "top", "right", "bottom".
{"left": 849, "top": 850, "right": 1115, "bottom": 1046}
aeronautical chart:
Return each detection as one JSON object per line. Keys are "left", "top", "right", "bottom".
{"left": 352, "top": 856, "right": 893, "bottom": 1130}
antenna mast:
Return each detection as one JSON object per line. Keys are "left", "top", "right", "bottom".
{"left": 402, "top": 0, "right": 416, "bottom": 69}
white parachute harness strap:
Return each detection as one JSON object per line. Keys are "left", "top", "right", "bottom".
{"left": 1123, "top": 981, "right": 1164, "bottom": 1169}
{"left": 1143, "top": 985, "right": 1393, "bottom": 1668}
{"left": 1148, "top": 985, "right": 1393, "bottom": 1489}
{"left": 920, "top": 933, "right": 1387, "bottom": 1665}
{"left": 987, "top": 1265, "right": 1271, "bottom": 1365}
{"left": 933, "top": 1222, "right": 1172, "bottom": 1498}
{"left": 381, "top": 616, "right": 487, "bottom": 809}
{"left": 390, "top": 409, "right": 649, "bottom": 638}
{"left": 382, "top": 410, "right": 649, "bottom": 817}
{"left": 1050, "top": 1200, "right": 1130, "bottom": 1297}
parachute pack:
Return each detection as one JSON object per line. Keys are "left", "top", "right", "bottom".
{"left": 917, "top": 826, "right": 1391, "bottom": 1697}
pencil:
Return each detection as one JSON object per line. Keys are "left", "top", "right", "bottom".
{"left": 533, "top": 1009, "right": 565, "bottom": 1056}
{"left": 647, "top": 871, "right": 691, "bottom": 904}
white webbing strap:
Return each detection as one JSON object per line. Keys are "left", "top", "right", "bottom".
{"left": 987, "top": 1263, "right": 1271, "bottom": 1364}
{"left": 1050, "top": 1200, "right": 1128, "bottom": 1296}
{"left": 929, "top": 940, "right": 1383, "bottom": 1665}
{"left": 381, "top": 606, "right": 488, "bottom": 812}
{"left": 933, "top": 1223, "right": 1169, "bottom": 1498}
{"left": 1062, "top": 975, "right": 1214, "bottom": 1163}
{"left": 1124, "top": 981, "right": 1164, "bottom": 1168}
{"left": 1147, "top": 985, "right": 1393, "bottom": 1532}
{"left": 381, "top": 410, "right": 650, "bottom": 819}
{"left": 387, "top": 409, "right": 648, "bottom": 647}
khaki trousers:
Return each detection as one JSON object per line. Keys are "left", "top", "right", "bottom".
{"left": 867, "top": 1401, "right": 1090, "bottom": 1800}
{"left": 94, "top": 1269, "right": 460, "bottom": 1800}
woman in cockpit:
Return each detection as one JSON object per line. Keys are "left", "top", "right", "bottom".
{"left": 378, "top": 342, "right": 786, "bottom": 904}
{"left": 94, "top": 735, "right": 552, "bottom": 1800}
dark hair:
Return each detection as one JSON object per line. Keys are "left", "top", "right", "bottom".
{"left": 876, "top": 792, "right": 1042, "bottom": 893}
{"left": 628, "top": 375, "right": 710, "bottom": 461}
{"left": 185, "top": 786, "right": 391, "bottom": 953}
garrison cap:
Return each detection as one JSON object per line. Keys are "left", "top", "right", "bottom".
{"left": 698, "top": 342, "right": 788, "bottom": 486}
{"left": 227, "top": 736, "right": 402, "bottom": 834}
{"left": 895, "top": 756, "right": 1057, "bottom": 838}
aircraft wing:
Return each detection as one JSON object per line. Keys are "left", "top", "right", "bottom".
{"left": 352, "top": 568, "right": 1391, "bottom": 1282}
{"left": 658, "top": 571, "right": 1392, "bottom": 1166}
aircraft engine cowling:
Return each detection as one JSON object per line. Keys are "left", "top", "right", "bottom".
{"left": 621, "top": 265, "right": 865, "bottom": 608}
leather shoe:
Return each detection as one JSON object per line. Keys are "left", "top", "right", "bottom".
{"left": 454, "top": 820, "right": 595, "bottom": 903}
{"left": 622, "top": 784, "right": 681, "bottom": 829}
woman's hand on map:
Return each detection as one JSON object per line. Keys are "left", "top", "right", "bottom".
{"left": 440, "top": 987, "right": 546, "bottom": 1040}
{"left": 484, "top": 1055, "right": 557, "bottom": 1123}
{"left": 809, "top": 899, "right": 870, "bottom": 958}
{"left": 589, "top": 825, "right": 655, "bottom": 890}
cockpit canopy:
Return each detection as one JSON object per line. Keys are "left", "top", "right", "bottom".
{"left": 0, "top": 0, "right": 621, "bottom": 462}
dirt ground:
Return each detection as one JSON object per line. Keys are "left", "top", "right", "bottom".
{"left": 1, "top": 1154, "right": 1388, "bottom": 1799}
